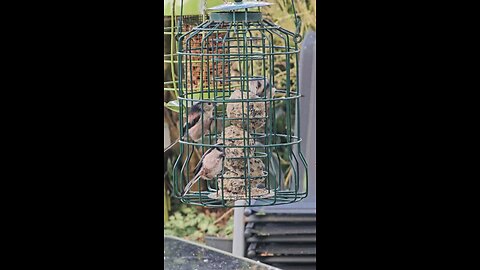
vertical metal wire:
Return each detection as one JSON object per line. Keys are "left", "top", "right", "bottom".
{"left": 173, "top": 4, "right": 307, "bottom": 207}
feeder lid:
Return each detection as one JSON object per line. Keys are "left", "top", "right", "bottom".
{"left": 208, "top": 1, "right": 272, "bottom": 11}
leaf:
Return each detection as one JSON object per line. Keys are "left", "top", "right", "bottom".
{"left": 181, "top": 206, "right": 193, "bottom": 214}
{"left": 207, "top": 224, "right": 219, "bottom": 235}
{"left": 224, "top": 225, "right": 233, "bottom": 236}
{"left": 186, "top": 227, "right": 197, "bottom": 235}
{"left": 184, "top": 219, "right": 196, "bottom": 227}
{"left": 191, "top": 230, "right": 204, "bottom": 241}
{"left": 164, "top": 229, "right": 174, "bottom": 235}
{"left": 198, "top": 220, "right": 209, "bottom": 231}
{"left": 164, "top": 100, "right": 183, "bottom": 113}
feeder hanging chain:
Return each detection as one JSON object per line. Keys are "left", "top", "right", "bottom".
{"left": 294, "top": 15, "right": 303, "bottom": 43}
{"left": 291, "top": 0, "right": 303, "bottom": 43}
{"left": 175, "top": 0, "right": 184, "bottom": 41}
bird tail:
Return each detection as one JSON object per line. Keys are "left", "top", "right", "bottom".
{"left": 164, "top": 138, "right": 180, "bottom": 153}
{"left": 183, "top": 174, "right": 201, "bottom": 196}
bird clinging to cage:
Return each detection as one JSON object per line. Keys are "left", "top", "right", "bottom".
{"left": 182, "top": 102, "right": 215, "bottom": 141}
{"left": 249, "top": 78, "right": 276, "bottom": 99}
{"left": 164, "top": 102, "right": 215, "bottom": 152}
{"left": 183, "top": 143, "right": 225, "bottom": 196}
{"left": 249, "top": 78, "right": 277, "bottom": 117}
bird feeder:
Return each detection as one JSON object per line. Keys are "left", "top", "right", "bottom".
{"left": 173, "top": 0, "right": 308, "bottom": 207}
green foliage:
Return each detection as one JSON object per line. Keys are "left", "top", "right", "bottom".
{"left": 164, "top": 204, "right": 234, "bottom": 242}
{"left": 219, "top": 216, "right": 234, "bottom": 238}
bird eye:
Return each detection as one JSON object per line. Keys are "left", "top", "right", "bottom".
{"left": 207, "top": 102, "right": 212, "bottom": 105}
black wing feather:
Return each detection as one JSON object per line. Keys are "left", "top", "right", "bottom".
{"left": 189, "top": 103, "right": 203, "bottom": 114}
{"left": 182, "top": 103, "right": 204, "bottom": 136}
{"left": 193, "top": 147, "right": 213, "bottom": 175}
{"left": 182, "top": 113, "right": 201, "bottom": 136}
{"left": 193, "top": 159, "right": 203, "bottom": 175}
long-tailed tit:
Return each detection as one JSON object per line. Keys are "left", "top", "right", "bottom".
{"left": 182, "top": 101, "right": 215, "bottom": 142}
{"left": 183, "top": 143, "right": 225, "bottom": 196}
{"left": 249, "top": 78, "right": 277, "bottom": 116}
{"left": 164, "top": 102, "right": 215, "bottom": 152}
{"left": 249, "top": 78, "right": 276, "bottom": 99}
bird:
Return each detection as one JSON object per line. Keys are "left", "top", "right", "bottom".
{"left": 248, "top": 78, "right": 276, "bottom": 99}
{"left": 183, "top": 143, "right": 225, "bottom": 196}
{"left": 182, "top": 102, "right": 215, "bottom": 142}
{"left": 164, "top": 102, "right": 215, "bottom": 152}
{"left": 248, "top": 78, "right": 277, "bottom": 129}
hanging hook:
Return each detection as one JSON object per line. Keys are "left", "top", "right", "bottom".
{"left": 294, "top": 15, "right": 303, "bottom": 43}
{"left": 290, "top": 0, "right": 303, "bottom": 43}
{"left": 175, "top": 0, "right": 184, "bottom": 41}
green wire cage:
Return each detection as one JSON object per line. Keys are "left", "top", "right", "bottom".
{"left": 172, "top": 0, "right": 308, "bottom": 208}
{"left": 164, "top": 0, "right": 225, "bottom": 96}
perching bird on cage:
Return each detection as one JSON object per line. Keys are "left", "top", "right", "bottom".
{"left": 249, "top": 78, "right": 277, "bottom": 114}
{"left": 164, "top": 102, "right": 215, "bottom": 152}
{"left": 183, "top": 143, "right": 225, "bottom": 196}
{"left": 249, "top": 78, "right": 276, "bottom": 98}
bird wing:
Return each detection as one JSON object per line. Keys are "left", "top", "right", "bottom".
{"left": 193, "top": 158, "right": 203, "bottom": 175}
{"left": 193, "top": 147, "right": 213, "bottom": 175}
{"left": 182, "top": 103, "right": 204, "bottom": 136}
{"left": 182, "top": 113, "right": 201, "bottom": 136}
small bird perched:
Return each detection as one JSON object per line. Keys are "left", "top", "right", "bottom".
{"left": 182, "top": 102, "right": 215, "bottom": 141}
{"left": 248, "top": 78, "right": 277, "bottom": 132}
{"left": 249, "top": 78, "right": 276, "bottom": 98}
{"left": 164, "top": 101, "right": 215, "bottom": 152}
{"left": 249, "top": 78, "right": 277, "bottom": 113}
{"left": 183, "top": 143, "right": 225, "bottom": 196}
